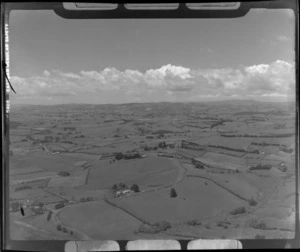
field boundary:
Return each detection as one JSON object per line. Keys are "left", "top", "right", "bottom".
{"left": 186, "top": 175, "right": 250, "bottom": 202}
{"left": 104, "top": 198, "right": 152, "bottom": 226}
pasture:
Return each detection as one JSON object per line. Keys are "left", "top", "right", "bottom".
{"left": 111, "top": 177, "right": 244, "bottom": 224}
{"left": 83, "top": 157, "right": 179, "bottom": 190}
{"left": 59, "top": 201, "right": 142, "bottom": 239}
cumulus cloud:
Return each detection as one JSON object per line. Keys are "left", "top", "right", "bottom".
{"left": 10, "top": 60, "right": 295, "bottom": 103}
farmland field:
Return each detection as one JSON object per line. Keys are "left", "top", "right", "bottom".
{"left": 8, "top": 101, "right": 296, "bottom": 241}
{"left": 58, "top": 201, "right": 142, "bottom": 240}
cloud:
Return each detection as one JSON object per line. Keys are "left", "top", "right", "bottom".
{"left": 277, "top": 35, "right": 290, "bottom": 41}
{"left": 10, "top": 60, "right": 295, "bottom": 103}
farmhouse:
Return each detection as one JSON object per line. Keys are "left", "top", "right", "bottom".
{"left": 115, "top": 189, "right": 132, "bottom": 197}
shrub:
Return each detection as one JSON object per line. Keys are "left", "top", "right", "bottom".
{"left": 170, "top": 188, "right": 177, "bottom": 198}
{"left": 57, "top": 224, "right": 62, "bottom": 231}
{"left": 187, "top": 219, "right": 202, "bottom": 226}
{"left": 69, "top": 231, "right": 74, "bottom": 235}
{"left": 62, "top": 227, "right": 68, "bottom": 233}
{"left": 131, "top": 184, "right": 140, "bottom": 193}
{"left": 112, "top": 184, "right": 118, "bottom": 191}
{"left": 249, "top": 198, "right": 257, "bottom": 206}
{"left": 230, "top": 206, "right": 246, "bottom": 215}
{"left": 21, "top": 138, "right": 28, "bottom": 142}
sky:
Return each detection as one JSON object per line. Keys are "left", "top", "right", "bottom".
{"left": 7, "top": 7, "right": 296, "bottom": 105}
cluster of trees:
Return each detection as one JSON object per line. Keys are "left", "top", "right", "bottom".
{"left": 63, "top": 127, "right": 76, "bottom": 131}
{"left": 124, "top": 153, "right": 141, "bottom": 160}
{"left": 115, "top": 152, "right": 141, "bottom": 160}
{"left": 144, "top": 146, "right": 158, "bottom": 151}
{"left": 47, "top": 210, "right": 53, "bottom": 221}
{"left": 115, "top": 152, "right": 124, "bottom": 160}
{"left": 58, "top": 171, "right": 70, "bottom": 177}
{"left": 80, "top": 197, "right": 94, "bottom": 202}
{"left": 221, "top": 133, "right": 294, "bottom": 138}
{"left": 54, "top": 202, "right": 65, "bottom": 210}
{"left": 131, "top": 184, "right": 140, "bottom": 192}
{"left": 15, "top": 185, "right": 31, "bottom": 192}
{"left": 280, "top": 146, "right": 293, "bottom": 153}
{"left": 136, "top": 221, "right": 172, "bottom": 234}
{"left": 249, "top": 164, "right": 272, "bottom": 170}
{"left": 249, "top": 220, "right": 268, "bottom": 230}
{"left": 170, "top": 188, "right": 177, "bottom": 198}
{"left": 74, "top": 134, "right": 85, "bottom": 139}
{"left": 191, "top": 160, "right": 204, "bottom": 169}
{"left": 143, "top": 142, "right": 174, "bottom": 151}
{"left": 158, "top": 141, "right": 167, "bottom": 149}
{"left": 249, "top": 197, "right": 258, "bottom": 206}
{"left": 186, "top": 219, "right": 202, "bottom": 226}
{"left": 56, "top": 224, "right": 73, "bottom": 235}
{"left": 230, "top": 206, "right": 246, "bottom": 215}
{"left": 112, "top": 183, "right": 140, "bottom": 193}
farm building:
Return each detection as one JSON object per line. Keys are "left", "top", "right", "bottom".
{"left": 114, "top": 189, "right": 132, "bottom": 197}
